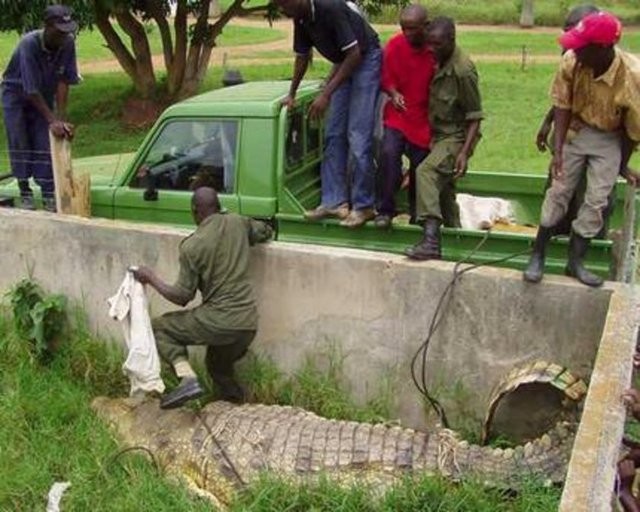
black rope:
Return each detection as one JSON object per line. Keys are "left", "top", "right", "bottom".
{"left": 411, "top": 228, "right": 534, "bottom": 428}
{"left": 195, "top": 409, "right": 247, "bottom": 487}
{"left": 103, "top": 445, "right": 160, "bottom": 474}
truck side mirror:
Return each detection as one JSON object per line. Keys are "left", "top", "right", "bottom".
{"left": 137, "top": 164, "right": 158, "bottom": 201}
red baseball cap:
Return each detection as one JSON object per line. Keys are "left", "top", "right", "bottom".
{"left": 559, "top": 11, "right": 622, "bottom": 50}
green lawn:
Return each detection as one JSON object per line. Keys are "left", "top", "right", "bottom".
{"left": 378, "top": 28, "right": 640, "bottom": 55}
{"left": 374, "top": 0, "right": 640, "bottom": 25}
{"left": 0, "top": 60, "right": 637, "bottom": 174}
{"left": 0, "top": 23, "right": 286, "bottom": 69}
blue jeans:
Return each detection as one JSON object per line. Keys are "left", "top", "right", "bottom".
{"left": 2, "top": 89, "right": 54, "bottom": 197}
{"left": 378, "top": 127, "right": 429, "bottom": 218}
{"left": 320, "top": 47, "right": 381, "bottom": 211}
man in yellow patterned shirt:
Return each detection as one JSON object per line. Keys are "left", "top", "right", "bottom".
{"left": 523, "top": 11, "right": 640, "bottom": 287}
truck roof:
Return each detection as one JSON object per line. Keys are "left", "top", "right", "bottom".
{"left": 161, "top": 80, "right": 321, "bottom": 119}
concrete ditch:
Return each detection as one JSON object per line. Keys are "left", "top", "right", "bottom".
{"left": 0, "top": 208, "right": 637, "bottom": 510}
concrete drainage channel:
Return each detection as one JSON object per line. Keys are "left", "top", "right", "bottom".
{"left": 0, "top": 208, "right": 637, "bottom": 511}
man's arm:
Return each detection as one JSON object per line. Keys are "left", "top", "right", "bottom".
{"left": 536, "top": 107, "right": 555, "bottom": 152}
{"left": 283, "top": 53, "right": 312, "bottom": 109}
{"left": 131, "top": 266, "right": 193, "bottom": 307}
{"left": 454, "top": 120, "right": 481, "bottom": 179}
{"left": 551, "top": 108, "right": 571, "bottom": 179}
{"left": 455, "top": 64, "right": 484, "bottom": 178}
{"left": 308, "top": 45, "right": 362, "bottom": 120}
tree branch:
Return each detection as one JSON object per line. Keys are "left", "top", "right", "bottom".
{"left": 148, "top": 0, "right": 174, "bottom": 70}
{"left": 93, "top": 3, "right": 137, "bottom": 82}
{"left": 169, "top": 0, "right": 189, "bottom": 97}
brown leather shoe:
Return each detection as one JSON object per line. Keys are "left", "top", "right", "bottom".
{"left": 305, "top": 203, "right": 350, "bottom": 221}
{"left": 340, "top": 208, "right": 375, "bottom": 228}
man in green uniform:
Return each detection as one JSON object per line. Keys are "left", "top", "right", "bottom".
{"left": 132, "top": 187, "right": 272, "bottom": 409}
{"left": 405, "top": 16, "right": 483, "bottom": 260}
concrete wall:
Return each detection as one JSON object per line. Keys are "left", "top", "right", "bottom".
{"left": 2, "top": 209, "right": 638, "bottom": 509}
{"left": 0, "top": 209, "right": 611, "bottom": 430}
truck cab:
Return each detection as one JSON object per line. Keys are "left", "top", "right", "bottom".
{"left": 5, "top": 80, "right": 639, "bottom": 279}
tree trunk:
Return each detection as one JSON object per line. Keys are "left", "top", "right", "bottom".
{"left": 168, "top": 0, "right": 189, "bottom": 98}
{"left": 520, "top": 0, "right": 535, "bottom": 28}
{"left": 114, "top": 8, "right": 156, "bottom": 98}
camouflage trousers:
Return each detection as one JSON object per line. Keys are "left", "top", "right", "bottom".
{"left": 415, "top": 137, "right": 463, "bottom": 225}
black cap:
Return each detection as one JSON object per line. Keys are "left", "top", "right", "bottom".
{"left": 44, "top": 5, "right": 78, "bottom": 34}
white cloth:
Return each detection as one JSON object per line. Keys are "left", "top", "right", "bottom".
{"left": 107, "top": 270, "right": 165, "bottom": 396}
{"left": 46, "top": 481, "right": 71, "bottom": 512}
{"left": 456, "top": 193, "right": 515, "bottom": 230}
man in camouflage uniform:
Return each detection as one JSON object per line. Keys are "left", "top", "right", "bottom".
{"left": 405, "top": 16, "right": 483, "bottom": 260}
{"left": 132, "top": 187, "right": 272, "bottom": 409}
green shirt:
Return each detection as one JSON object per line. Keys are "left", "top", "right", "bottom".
{"left": 429, "top": 46, "right": 484, "bottom": 142}
{"left": 174, "top": 213, "right": 272, "bottom": 331}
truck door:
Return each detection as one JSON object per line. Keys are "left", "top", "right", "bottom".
{"left": 112, "top": 119, "right": 240, "bottom": 226}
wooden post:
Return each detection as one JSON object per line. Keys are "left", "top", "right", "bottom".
{"left": 615, "top": 184, "right": 637, "bottom": 283}
{"left": 48, "top": 132, "right": 91, "bottom": 217}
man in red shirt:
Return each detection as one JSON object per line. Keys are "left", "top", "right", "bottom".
{"left": 375, "top": 4, "right": 436, "bottom": 229}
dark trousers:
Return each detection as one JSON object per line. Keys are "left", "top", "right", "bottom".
{"left": 2, "top": 90, "right": 54, "bottom": 198}
{"left": 153, "top": 310, "right": 255, "bottom": 399}
{"left": 378, "top": 127, "right": 429, "bottom": 218}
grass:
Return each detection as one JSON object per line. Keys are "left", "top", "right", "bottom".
{"left": 0, "top": 295, "right": 562, "bottom": 511}
{"left": 0, "top": 23, "right": 285, "bottom": 69}
{"left": 373, "top": 0, "right": 640, "bottom": 25}
{"left": 377, "top": 28, "right": 640, "bottom": 55}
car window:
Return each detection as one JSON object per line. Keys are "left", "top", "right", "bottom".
{"left": 286, "top": 109, "right": 304, "bottom": 168}
{"left": 131, "top": 120, "right": 239, "bottom": 193}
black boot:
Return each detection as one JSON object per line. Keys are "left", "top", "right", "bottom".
{"left": 565, "top": 232, "right": 603, "bottom": 287}
{"left": 405, "top": 217, "right": 441, "bottom": 260}
{"left": 523, "top": 226, "right": 553, "bottom": 283}
{"left": 160, "top": 377, "right": 204, "bottom": 409}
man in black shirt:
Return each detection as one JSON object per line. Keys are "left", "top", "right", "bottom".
{"left": 277, "top": 0, "right": 382, "bottom": 228}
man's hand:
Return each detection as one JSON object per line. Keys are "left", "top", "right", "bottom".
{"left": 454, "top": 151, "right": 469, "bottom": 179}
{"left": 308, "top": 93, "right": 330, "bottom": 121}
{"left": 281, "top": 94, "right": 296, "bottom": 110}
{"left": 130, "top": 266, "right": 155, "bottom": 286}
{"left": 623, "top": 388, "right": 640, "bottom": 422}
{"left": 621, "top": 167, "right": 640, "bottom": 188}
{"left": 536, "top": 120, "right": 552, "bottom": 152}
{"left": 50, "top": 120, "right": 74, "bottom": 139}
{"left": 551, "top": 151, "right": 564, "bottom": 180}
{"left": 49, "top": 120, "right": 74, "bottom": 139}
{"left": 390, "top": 91, "right": 406, "bottom": 111}
{"left": 619, "top": 459, "right": 638, "bottom": 491}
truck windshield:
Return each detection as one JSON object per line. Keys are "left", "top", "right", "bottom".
{"left": 132, "top": 119, "right": 239, "bottom": 193}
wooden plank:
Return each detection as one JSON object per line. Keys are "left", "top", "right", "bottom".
{"left": 48, "top": 132, "right": 91, "bottom": 217}
{"left": 615, "top": 184, "right": 637, "bottom": 283}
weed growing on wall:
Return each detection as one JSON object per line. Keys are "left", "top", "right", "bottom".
{"left": 6, "top": 279, "right": 67, "bottom": 362}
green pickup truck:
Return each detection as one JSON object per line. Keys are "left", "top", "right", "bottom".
{"left": 3, "top": 80, "right": 638, "bottom": 279}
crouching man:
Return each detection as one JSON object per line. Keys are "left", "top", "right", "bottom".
{"left": 405, "top": 17, "right": 483, "bottom": 260}
{"left": 132, "top": 187, "right": 272, "bottom": 409}
{"left": 523, "top": 12, "right": 640, "bottom": 287}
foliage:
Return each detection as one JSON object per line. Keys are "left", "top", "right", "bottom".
{"left": 5, "top": 279, "right": 67, "bottom": 362}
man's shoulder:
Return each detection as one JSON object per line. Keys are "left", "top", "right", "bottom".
{"left": 386, "top": 32, "right": 404, "bottom": 48}
{"left": 17, "top": 30, "right": 41, "bottom": 52}
{"left": 619, "top": 48, "right": 640, "bottom": 80}
{"left": 451, "top": 47, "right": 478, "bottom": 77}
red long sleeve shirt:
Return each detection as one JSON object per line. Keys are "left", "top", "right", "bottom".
{"left": 381, "top": 33, "right": 436, "bottom": 149}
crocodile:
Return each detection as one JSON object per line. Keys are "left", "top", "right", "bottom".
{"left": 92, "top": 396, "right": 576, "bottom": 507}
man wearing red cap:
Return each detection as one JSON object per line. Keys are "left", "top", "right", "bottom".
{"left": 523, "top": 11, "right": 640, "bottom": 287}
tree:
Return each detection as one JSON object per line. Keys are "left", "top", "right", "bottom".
{"left": 0, "top": 0, "right": 401, "bottom": 101}
{"left": 519, "top": 0, "right": 534, "bottom": 28}
{"left": 0, "top": 0, "right": 272, "bottom": 100}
